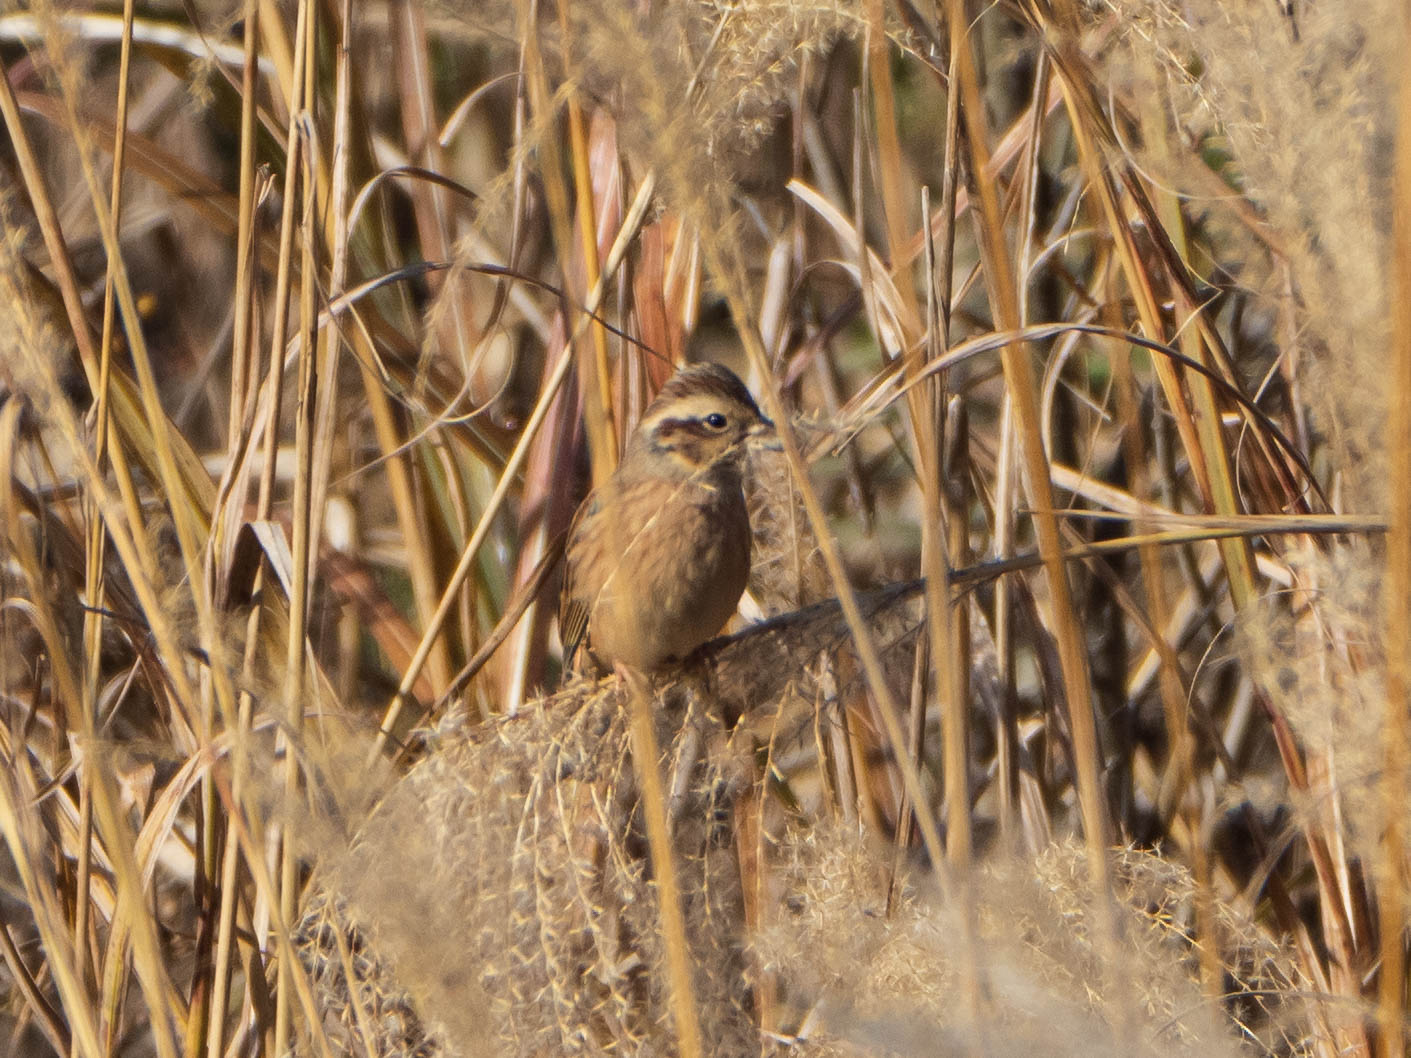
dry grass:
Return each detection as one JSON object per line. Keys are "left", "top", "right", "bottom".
{"left": 0, "top": 0, "right": 1405, "bottom": 1055}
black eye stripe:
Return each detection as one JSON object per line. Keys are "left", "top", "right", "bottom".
{"left": 655, "top": 415, "right": 730, "bottom": 438}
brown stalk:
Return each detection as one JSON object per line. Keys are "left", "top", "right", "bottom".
{"left": 621, "top": 668, "right": 703, "bottom": 1058}
{"left": 516, "top": 0, "right": 615, "bottom": 488}
{"left": 559, "top": 3, "right": 619, "bottom": 476}
{"left": 923, "top": 138, "right": 981, "bottom": 1038}
{"left": 945, "top": 0, "right": 1107, "bottom": 871}
{"left": 211, "top": 3, "right": 273, "bottom": 1049}
{"left": 76, "top": 2, "right": 134, "bottom": 1045}
{"left": 274, "top": 1, "right": 320, "bottom": 1051}
{"left": 391, "top": 0, "right": 478, "bottom": 368}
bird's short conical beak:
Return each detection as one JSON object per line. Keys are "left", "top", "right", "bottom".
{"left": 749, "top": 415, "right": 782, "bottom": 451}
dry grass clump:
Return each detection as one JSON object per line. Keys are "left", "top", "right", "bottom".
{"left": 754, "top": 833, "right": 1311, "bottom": 1058}
{"left": 746, "top": 441, "right": 836, "bottom": 611}
{"left": 295, "top": 582, "right": 935, "bottom": 1056}
{"left": 297, "top": 659, "right": 1300, "bottom": 1058}
{"left": 299, "top": 681, "right": 754, "bottom": 1058}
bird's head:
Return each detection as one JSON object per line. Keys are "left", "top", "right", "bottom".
{"left": 630, "top": 362, "right": 774, "bottom": 476}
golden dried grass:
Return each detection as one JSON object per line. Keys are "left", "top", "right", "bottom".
{"left": 0, "top": 1, "right": 1404, "bottom": 1056}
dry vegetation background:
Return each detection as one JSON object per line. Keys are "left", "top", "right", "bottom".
{"left": 0, "top": 0, "right": 1408, "bottom": 1056}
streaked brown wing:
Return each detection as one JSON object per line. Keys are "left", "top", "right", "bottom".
{"left": 558, "top": 487, "right": 601, "bottom": 671}
{"left": 559, "top": 596, "right": 591, "bottom": 671}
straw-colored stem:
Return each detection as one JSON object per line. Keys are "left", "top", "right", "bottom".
{"left": 621, "top": 668, "right": 703, "bottom": 1058}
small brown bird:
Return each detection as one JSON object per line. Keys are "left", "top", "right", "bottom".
{"left": 560, "top": 362, "right": 774, "bottom": 673}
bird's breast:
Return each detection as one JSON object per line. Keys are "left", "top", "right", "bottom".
{"left": 581, "top": 476, "right": 751, "bottom": 670}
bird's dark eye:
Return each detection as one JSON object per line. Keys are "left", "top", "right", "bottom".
{"left": 704, "top": 413, "right": 728, "bottom": 429}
